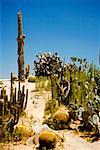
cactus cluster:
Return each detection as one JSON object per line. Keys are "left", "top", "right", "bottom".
{"left": 0, "top": 73, "right": 28, "bottom": 141}
{"left": 39, "top": 53, "right": 100, "bottom": 135}
{"left": 56, "top": 58, "right": 100, "bottom": 134}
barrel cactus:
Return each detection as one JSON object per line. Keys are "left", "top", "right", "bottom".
{"left": 28, "top": 75, "right": 35, "bottom": 82}
{"left": 53, "top": 110, "right": 69, "bottom": 123}
{"left": 39, "top": 130, "right": 57, "bottom": 148}
{"left": 14, "top": 125, "right": 31, "bottom": 141}
{"left": 12, "top": 74, "right": 18, "bottom": 81}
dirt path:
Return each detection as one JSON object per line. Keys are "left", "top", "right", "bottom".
{"left": 58, "top": 130, "right": 100, "bottom": 150}
{"left": 1, "top": 81, "right": 100, "bottom": 150}
{"left": 25, "top": 82, "right": 51, "bottom": 123}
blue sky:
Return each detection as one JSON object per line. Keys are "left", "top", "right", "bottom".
{"left": 0, "top": 0, "right": 100, "bottom": 78}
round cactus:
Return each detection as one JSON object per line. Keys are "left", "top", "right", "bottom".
{"left": 28, "top": 75, "right": 35, "bottom": 82}
{"left": 53, "top": 110, "right": 69, "bottom": 123}
{"left": 39, "top": 130, "right": 57, "bottom": 148}
{"left": 15, "top": 125, "right": 31, "bottom": 141}
{"left": 12, "top": 75, "right": 18, "bottom": 81}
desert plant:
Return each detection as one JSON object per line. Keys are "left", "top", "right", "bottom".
{"left": 17, "top": 11, "right": 25, "bottom": 81}
{"left": 28, "top": 75, "right": 35, "bottom": 82}
{"left": 0, "top": 87, "right": 6, "bottom": 99}
{"left": 12, "top": 75, "right": 18, "bottom": 81}
{"left": 35, "top": 76, "right": 51, "bottom": 91}
{"left": 0, "top": 73, "right": 28, "bottom": 142}
{"left": 25, "top": 64, "right": 30, "bottom": 79}
{"left": 39, "top": 130, "right": 57, "bottom": 149}
{"left": 34, "top": 52, "right": 62, "bottom": 77}
{"left": 14, "top": 124, "right": 31, "bottom": 141}
{"left": 53, "top": 110, "right": 69, "bottom": 129}
{"left": 0, "top": 81, "right": 3, "bottom": 85}
{"left": 53, "top": 110, "right": 69, "bottom": 123}
{"left": 44, "top": 99, "right": 59, "bottom": 117}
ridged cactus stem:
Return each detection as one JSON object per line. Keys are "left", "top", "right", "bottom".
{"left": 1, "top": 88, "right": 6, "bottom": 99}
{"left": 4, "top": 96, "right": 8, "bottom": 115}
{"left": 0, "top": 101, "right": 3, "bottom": 117}
{"left": 0, "top": 101, "right": 3, "bottom": 138}
{"left": 25, "top": 64, "right": 30, "bottom": 79}
{"left": 18, "top": 81, "right": 21, "bottom": 91}
{"left": 17, "top": 11, "right": 25, "bottom": 81}
{"left": 0, "top": 102, "right": 3, "bottom": 140}
{"left": 24, "top": 89, "right": 28, "bottom": 110}
{"left": 10, "top": 72, "right": 13, "bottom": 103}
{"left": 13, "top": 109, "right": 19, "bottom": 125}
{"left": 18, "top": 81, "right": 21, "bottom": 103}
{"left": 21, "top": 85, "right": 25, "bottom": 110}
{"left": 14, "top": 88, "right": 16, "bottom": 104}
{"left": 50, "top": 75, "right": 54, "bottom": 99}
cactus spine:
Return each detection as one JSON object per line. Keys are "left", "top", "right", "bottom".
{"left": 17, "top": 11, "right": 25, "bottom": 81}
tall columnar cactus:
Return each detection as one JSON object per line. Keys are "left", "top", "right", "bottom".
{"left": 17, "top": 11, "right": 25, "bottom": 81}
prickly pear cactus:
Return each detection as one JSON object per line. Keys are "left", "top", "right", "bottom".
{"left": 34, "top": 52, "right": 62, "bottom": 77}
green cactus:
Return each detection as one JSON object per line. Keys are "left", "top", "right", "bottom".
{"left": 53, "top": 110, "right": 69, "bottom": 123}
{"left": 17, "top": 11, "right": 25, "bottom": 81}
{"left": 39, "top": 130, "right": 57, "bottom": 149}
{"left": 28, "top": 75, "right": 35, "bottom": 82}
{"left": 25, "top": 64, "right": 30, "bottom": 79}
{"left": 0, "top": 73, "right": 28, "bottom": 141}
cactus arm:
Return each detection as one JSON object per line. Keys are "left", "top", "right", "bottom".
{"left": 24, "top": 89, "right": 28, "bottom": 110}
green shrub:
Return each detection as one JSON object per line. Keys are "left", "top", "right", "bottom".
{"left": 44, "top": 99, "right": 59, "bottom": 117}
{"left": 0, "top": 80, "right": 3, "bottom": 85}
{"left": 35, "top": 76, "right": 51, "bottom": 91}
{"left": 44, "top": 79, "right": 51, "bottom": 91}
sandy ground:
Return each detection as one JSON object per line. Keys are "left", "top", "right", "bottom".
{"left": 0, "top": 80, "right": 100, "bottom": 150}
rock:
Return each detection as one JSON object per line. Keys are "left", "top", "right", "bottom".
{"left": 32, "top": 123, "right": 52, "bottom": 134}
{"left": 92, "top": 114, "right": 99, "bottom": 126}
{"left": 26, "top": 137, "right": 34, "bottom": 145}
